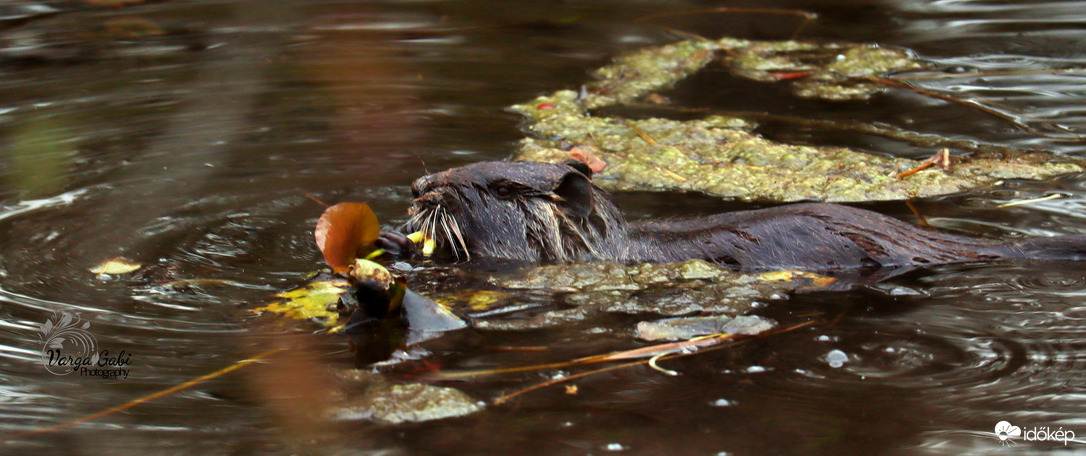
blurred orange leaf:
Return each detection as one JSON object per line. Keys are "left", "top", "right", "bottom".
{"left": 568, "top": 146, "right": 607, "bottom": 174}
{"left": 314, "top": 203, "right": 379, "bottom": 273}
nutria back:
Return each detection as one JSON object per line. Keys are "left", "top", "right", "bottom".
{"left": 400, "top": 160, "right": 1086, "bottom": 270}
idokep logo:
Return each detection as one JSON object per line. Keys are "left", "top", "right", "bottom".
{"left": 994, "top": 421, "right": 1076, "bottom": 446}
{"left": 38, "top": 309, "right": 98, "bottom": 375}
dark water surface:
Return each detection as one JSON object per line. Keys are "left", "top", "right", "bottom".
{"left": 2, "top": 0, "right": 1086, "bottom": 454}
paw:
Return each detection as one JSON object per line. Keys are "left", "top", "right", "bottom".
{"left": 375, "top": 230, "right": 415, "bottom": 257}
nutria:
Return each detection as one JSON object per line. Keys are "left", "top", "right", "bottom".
{"left": 377, "top": 161, "right": 1086, "bottom": 271}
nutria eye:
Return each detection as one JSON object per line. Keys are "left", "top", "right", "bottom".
{"left": 492, "top": 184, "right": 512, "bottom": 198}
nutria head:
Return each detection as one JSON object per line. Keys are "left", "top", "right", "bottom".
{"left": 405, "top": 161, "right": 626, "bottom": 262}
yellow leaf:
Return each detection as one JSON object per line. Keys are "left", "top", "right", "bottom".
{"left": 347, "top": 259, "right": 392, "bottom": 288}
{"left": 757, "top": 270, "right": 836, "bottom": 287}
{"left": 89, "top": 257, "right": 141, "bottom": 275}
{"left": 254, "top": 280, "right": 349, "bottom": 327}
{"left": 435, "top": 290, "right": 510, "bottom": 311}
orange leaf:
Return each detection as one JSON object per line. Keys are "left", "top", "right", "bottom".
{"left": 314, "top": 203, "right": 379, "bottom": 273}
{"left": 568, "top": 146, "right": 607, "bottom": 174}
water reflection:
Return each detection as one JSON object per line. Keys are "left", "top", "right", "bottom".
{"left": 0, "top": 0, "right": 1085, "bottom": 455}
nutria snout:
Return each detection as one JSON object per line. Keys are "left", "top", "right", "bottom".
{"left": 399, "top": 161, "right": 624, "bottom": 262}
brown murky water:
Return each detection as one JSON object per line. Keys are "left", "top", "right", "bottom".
{"left": 2, "top": 0, "right": 1086, "bottom": 454}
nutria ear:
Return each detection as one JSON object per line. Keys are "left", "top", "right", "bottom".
{"left": 553, "top": 171, "right": 594, "bottom": 219}
{"left": 560, "top": 160, "right": 594, "bottom": 179}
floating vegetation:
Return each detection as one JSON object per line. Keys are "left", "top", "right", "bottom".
{"left": 720, "top": 38, "right": 925, "bottom": 101}
{"left": 254, "top": 279, "right": 348, "bottom": 328}
{"left": 470, "top": 260, "right": 828, "bottom": 331}
{"left": 510, "top": 38, "right": 1084, "bottom": 202}
{"left": 329, "top": 370, "right": 482, "bottom": 424}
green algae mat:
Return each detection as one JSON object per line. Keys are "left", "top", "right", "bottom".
{"left": 510, "top": 38, "right": 1083, "bottom": 202}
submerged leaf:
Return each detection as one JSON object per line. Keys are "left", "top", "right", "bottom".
{"left": 314, "top": 203, "right": 379, "bottom": 273}
{"left": 254, "top": 280, "right": 350, "bottom": 327}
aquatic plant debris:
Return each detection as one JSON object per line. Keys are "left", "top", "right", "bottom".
{"left": 329, "top": 370, "right": 481, "bottom": 424}
{"left": 510, "top": 38, "right": 1084, "bottom": 203}
{"left": 576, "top": 38, "right": 924, "bottom": 108}
{"left": 636, "top": 315, "right": 775, "bottom": 341}
{"left": 263, "top": 207, "right": 463, "bottom": 332}
{"left": 468, "top": 260, "right": 827, "bottom": 331}
{"left": 257, "top": 262, "right": 464, "bottom": 333}
{"left": 254, "top": 279, "right": 348, "bottom": 328}
{"left": 720, "top": 38, "right": 925, "bottom": 101}
{"left": 261, "top": 260, "right": 796, "bottom": 333}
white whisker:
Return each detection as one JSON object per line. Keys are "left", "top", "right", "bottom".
{"left": 447, "top": 213, "right": 470, "bottom": 261}
{"left": 427, "top": 209, "right": 440, "bottom": 247}
{"left": 439, "top": 208, "right": 458, "bottom": 261}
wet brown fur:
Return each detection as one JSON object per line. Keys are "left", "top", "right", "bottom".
{"left": 401, "top": 161, "right": 1086, "bottom": 270}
